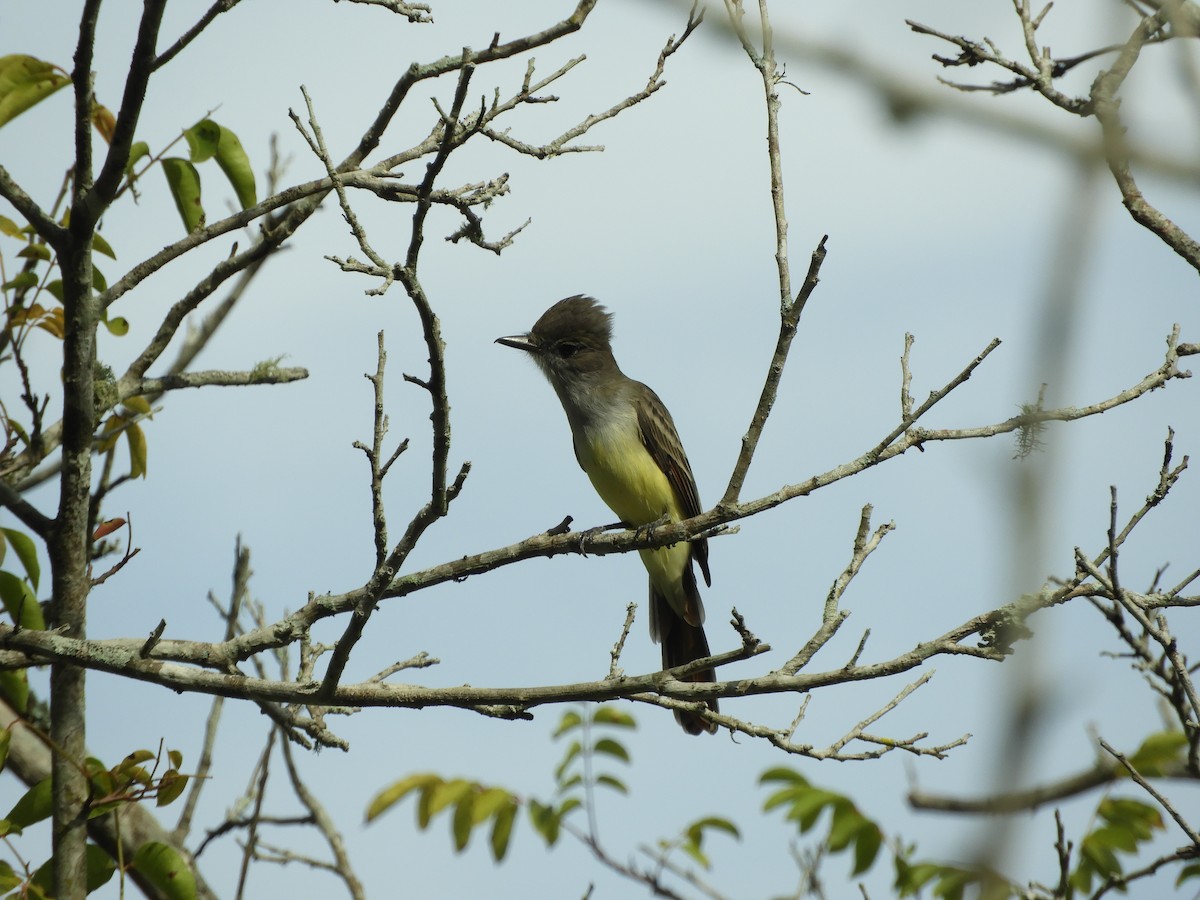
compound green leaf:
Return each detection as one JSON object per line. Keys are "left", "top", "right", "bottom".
{"left": 365, "top": 772, "right": 441, "bottom": 822}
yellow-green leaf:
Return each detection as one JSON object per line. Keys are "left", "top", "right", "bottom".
{"left": 0, "top": 570, "right": 45, "bottom": 630}
{"left": 426, "top": 779, "right": 472, "bottom": 819}
{"left": 0, "top": 859, "right": 19, "bottom": 892}
{"left": 0, "top": 671, "right": 28, "bottom": 714}
{"left": 365, "top": 773, "right": 441, "bottom": 822}
{"left": 2, "top": 271, "right": 37, "bottom": 291}
{"left": 490, "top": 801, "right": 516, "bottom": 861}
{"left": 213, "top": 123, "right": 257, "bottom": 209}
{"left": 130, "top": 842, "right": 196, "bottom": 900}
{"left": 161, "top": 157, "right": 204, "bottom": 233}
{"left": 552, "top": 710, "right": 583, "bottom": 738}
{"left": 1126, "top": 731, "right": 1187, "bottom": 776}
{"left": 1, "top": 527, "right": 39, "bottom": 590}
{"left": 183, "top": 119, "right": 221, "bottom": 164}
{"left": 126, "top": 140, "right": 150, "bottom": 176}
{"left": 0, "top": 55, "right": 70, "bottom": 129}
{"left": 16, "top": 243, "right": 49, "bottom": 261}
{"left": 0, "top": 215, "right": 20, "bottom": 237}
{"left": 92, "top": 231, "right": 116, "bottom": 260}
{"left": 126, "top": 421, "right": 148, "bottom": 478}
{"left": 104, "top": 315, "right": 129, "bottom": 336}
{"left": 3, "top": 777, "right": 51, "bottom": 833}
{"left": 592, "top": 706, "right": 636, "bottom": 728}
{"left": 156, "top": 770, "right": 189, "bottom": 806}
{"left": 593, "top": 737, "right": 630, "bottom": 762}
{"left": 471, "top": 787, "right": 514, "bottom": 824}
{"left": 451, "top": 793, "right": 474, "bottom": 851}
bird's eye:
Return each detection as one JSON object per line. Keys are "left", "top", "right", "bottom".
{"left": 557, "top": 341, "right": 581, "bottom": 359}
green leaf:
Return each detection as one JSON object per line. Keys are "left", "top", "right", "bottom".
{"left": 426, "top": 779, "right": 472, "bottom": 819}
{"left": 471, "top": 787, "right": 514, "bottom": 824}
{"left": 593, "top": 737, "right": 630, "bottom": 763}
{"left": 552, "top": 710, "right": 583, "bottom": 738}
{"left": 3, "top": 777, "right": 51, "bottom": 833}
{"left": 686, "top": 816, "right": 740, "bottom": 842}
{"left": 595, "top": 773, "right": 628, "bottom": 794}
{"left": 0, "top": 55, "right": 70, "bottom": 129}
{"left": 1, "top": 528, "right": 39, "bottom": 590}
{"left": 91, "top": 231, "right": 116, "bottom": 260}
{"left": 451, "top": 793, "right": 475, "bottom": 852}
{"left": 0, "top": 670, "right": 29, "bottom": 714}
{"left": 130, "top": 841, "right": 196, "bottom": 900}
{"left": 0, "top": 728, "right": 9, "bottom": 772}
{"left": 1126, "top": 730, "right": 1188, "bottom": 776}
{"left": 0, "top": 570, "right": 45, "bottom": 630}
{"left": 932, "top": 868, "right": 972, "bottom": 900}
{"left": 104, "top": 314, "right": 130, "bottom": 336}
{"left": 213, "top": 123, "right": 257, "bottom": 209}
{"left": 853, "top": 822, "right": 883, "bottom": 875}
{"left": 491, "top": 801, "right": 516, "bottom": 861}
{"left": 126, "top": 141, "right": 150, "bottom": 175}
{"left": 681, "top": 839, "right": 710, "bottom": 869}
{"left": 1099, "top": 797, "right": 1163, "bottom": 840}
{"left": 43, "top": 278, "right": 63, "bottom": 301}
{"left": 557, "top": 797, "right": 582, "bottom": 817}
{"left": 1079, "top": 833, "right": 1123, "bottom": 878}
{"left": 528, "top": 799, "right": 561, "bottom": 847}
{"left": 126, "top": 421, "right": 148, "bottom": 478}
{"left": 16, "top": 243, "right": 49, "bottom": 261}
{"left": 30, "top": 842, "right": 115, "bottom": 895}
{"left": 1090, "top": 824, "right": 1138, "bottom": 853}
{"left": 161, "top": 157, "right": 204, "bottom": 233}
{"left": 2, "top": 271, "right": 38, "bottom": 291}
{"left": 183, "top": 119, "right": 221, "bottom": 163}
{"left": 119, "top": 749, "right": 156, "bottom": 770}
{"left": 895, "top": 860, "right": 943, "bottom": 895}
{"left": 592, "top": 706, "right": 637, "bottom": 728}
{"left": 554, "top": 741, "right": 581, "bottom": 784}
{"left": 0, "top": 215, "right": 20, "bottom": 237}
{"left": 827, "top": 803, "right": 863, "bottom": 852}
{"left": 0, "top": 859, "right": 20, "bottom": 892}
{"left": 1177, "top": 862, "right": 1200, "bottom": 886}
{"left": 365, "top": 773, "right": 441, "bottom": 822}
{"left": 156, "top": 770, "right": 189, "bottom": 806}
{"left": 760, "top": 766, "right": 810, "bottom": 787}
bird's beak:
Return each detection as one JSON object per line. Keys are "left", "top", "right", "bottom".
{"left": 495, "top": 333, "right": 538, "bottom": 354}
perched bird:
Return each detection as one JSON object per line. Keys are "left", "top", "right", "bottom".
{"left": 497, "top": 296, "right": 718, "bottom": 735}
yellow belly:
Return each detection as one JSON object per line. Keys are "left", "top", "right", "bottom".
{"left": 576, "top": 422, "right": 689, "bottom": 598}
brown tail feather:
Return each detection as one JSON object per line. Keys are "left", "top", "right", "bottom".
{"left": 654, "top": 591, "right": 718, "bottom": 735}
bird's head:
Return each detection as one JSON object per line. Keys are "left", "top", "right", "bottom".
{"left": 496, "top": 295, "right": 617, "bottom": 385}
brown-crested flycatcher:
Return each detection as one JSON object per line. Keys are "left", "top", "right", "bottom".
{"left": 497, "top": 296, "right": 718, "bottom": 735}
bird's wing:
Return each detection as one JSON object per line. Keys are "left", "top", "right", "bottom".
{"left": 635, "top": 383, "right": 711, "bottom": 587}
